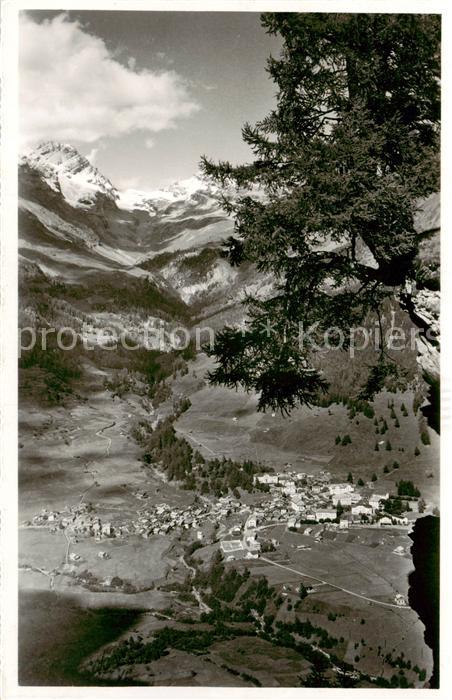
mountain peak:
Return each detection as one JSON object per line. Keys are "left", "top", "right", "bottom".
{"left": 20, "top": 141, "right": 118, "bottom": 208}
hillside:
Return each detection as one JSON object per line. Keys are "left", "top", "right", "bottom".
{"left": 18, "top": 142, "right": 440, "bottom": 477}
{"left": 17, "top": 142, "right": 440, "bottom": 690}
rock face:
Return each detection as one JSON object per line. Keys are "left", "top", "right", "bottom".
{"left": 410, "top": 288, "right": 440, "bottom": 381}
{"left": 401, "top": 192, "right": 440, "bottom": 386}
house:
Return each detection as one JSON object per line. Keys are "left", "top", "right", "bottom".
{"left": 378, "top": 516, "right": 392, "bottom": 526}
{"left": 369, "top": 493, "right": 389, "bottom": 510}
{"left": 351, "top": 504, "right": 373, "bottom": 516}
{"left": 245, "top": 550, "right": 259, "bottom": 559}
{"left": 101, "top": 522, "right": 112, "bottom": 536}
{"left": 256, "top": 474, "right": 279, "bottom": 485}
{"left": 291, "top": 494, "right": 305, "bottom": 512}
{"left": 389, "top": 515, "right": 409, "bottom": 526}
{"left": 350, "top": 492, "right": 362, "bottom": 504}
{"left": 339, "top": 518, "right": 350, "bottom": 529}
{"left": 245, "top": 536, "right": 261, "bottom": 552}
{"left": 332, "top": 493, "right": 352, "bottom": 506}
{"left": 330, "top": 483, "right": 354, "bottom": 495}
{"left": 291, "top": 502, "right": 305, "bottom": 514}
{"left": 393, "top": 545, "right": 405, "bottom": 556}
{"left": 315, "top": 509, "right": 337, "bottom": 521}
{"left": 246, "top": 515, "right": 257, "bottom": 529}
{"left": 287, "top": 516, "right": 297, "bottom": 529}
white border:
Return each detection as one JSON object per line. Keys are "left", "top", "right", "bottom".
{"left": 1, "top": 1, "right": 450, "bottom": 699}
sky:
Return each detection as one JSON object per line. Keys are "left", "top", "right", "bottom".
{"left": 20, "top": 11, "right": 282, "bottom": 189}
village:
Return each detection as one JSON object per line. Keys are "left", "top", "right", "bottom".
{"left": 23, "top": 466, "right": 421, "bottom": 565}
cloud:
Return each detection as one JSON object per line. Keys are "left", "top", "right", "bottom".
{"left": 19, "top": 13, "right": 200, "bottom": 145}
{"left": 85, "top": 147, "right": 99, "bottom": 164}
{"left": 144, "top": 137, "right": 155, "bottom": 149}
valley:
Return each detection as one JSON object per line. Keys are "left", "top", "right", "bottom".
{"left": 17, "top": 141, "right": 440, "bottom": 688}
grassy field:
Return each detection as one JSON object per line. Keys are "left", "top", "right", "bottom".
{"left": 210, "top": 636, "right": 311, "bottom": 687}
{"left": 241, "top": 525, "right": 433, "bottom": 683}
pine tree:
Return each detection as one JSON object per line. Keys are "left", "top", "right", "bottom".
{"left": 371, "top": 472, "right": 378, "bottom": 482}
{"left": 347, "top": 471, "right": 353, "bottom": 483}
{"left": 385, "top": 440, "right": 392, "bottom": 451}
{"left": 202, "top": 14, "right": 440, "bottom": 413}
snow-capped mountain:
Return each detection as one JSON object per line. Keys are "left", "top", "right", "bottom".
{"left": 18, "top": 142, "right": 236, "bottom": 275}
{"left": 20, "top": 142, "right": 222, "bottom": 216}
{"left": 18, "top": 142, "right": 439, "bottom": 328}
{"left": 117, "top": 175, "right": 221, "bottom": 214}
{"left": 20, "top": 142, "right": 119, "bottom": 208}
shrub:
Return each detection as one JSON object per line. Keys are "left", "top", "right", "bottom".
{"left": 420, "top": 431, "right": 431, "bottom": 445}
{"left": 397, "top": 480, "right": 420, "bottom": 497}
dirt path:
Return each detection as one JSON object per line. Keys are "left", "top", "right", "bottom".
{"left": 180, "top": 555, "right": 212, "bottom": 614}
{"left": 175, "top": 427, "right": 217, "bottom": 456}
{"left": 259, "top": 557, "right": 411, "bottom": 610}
{"left": 95, "top": 420, "right": 116, "bottom": 456}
